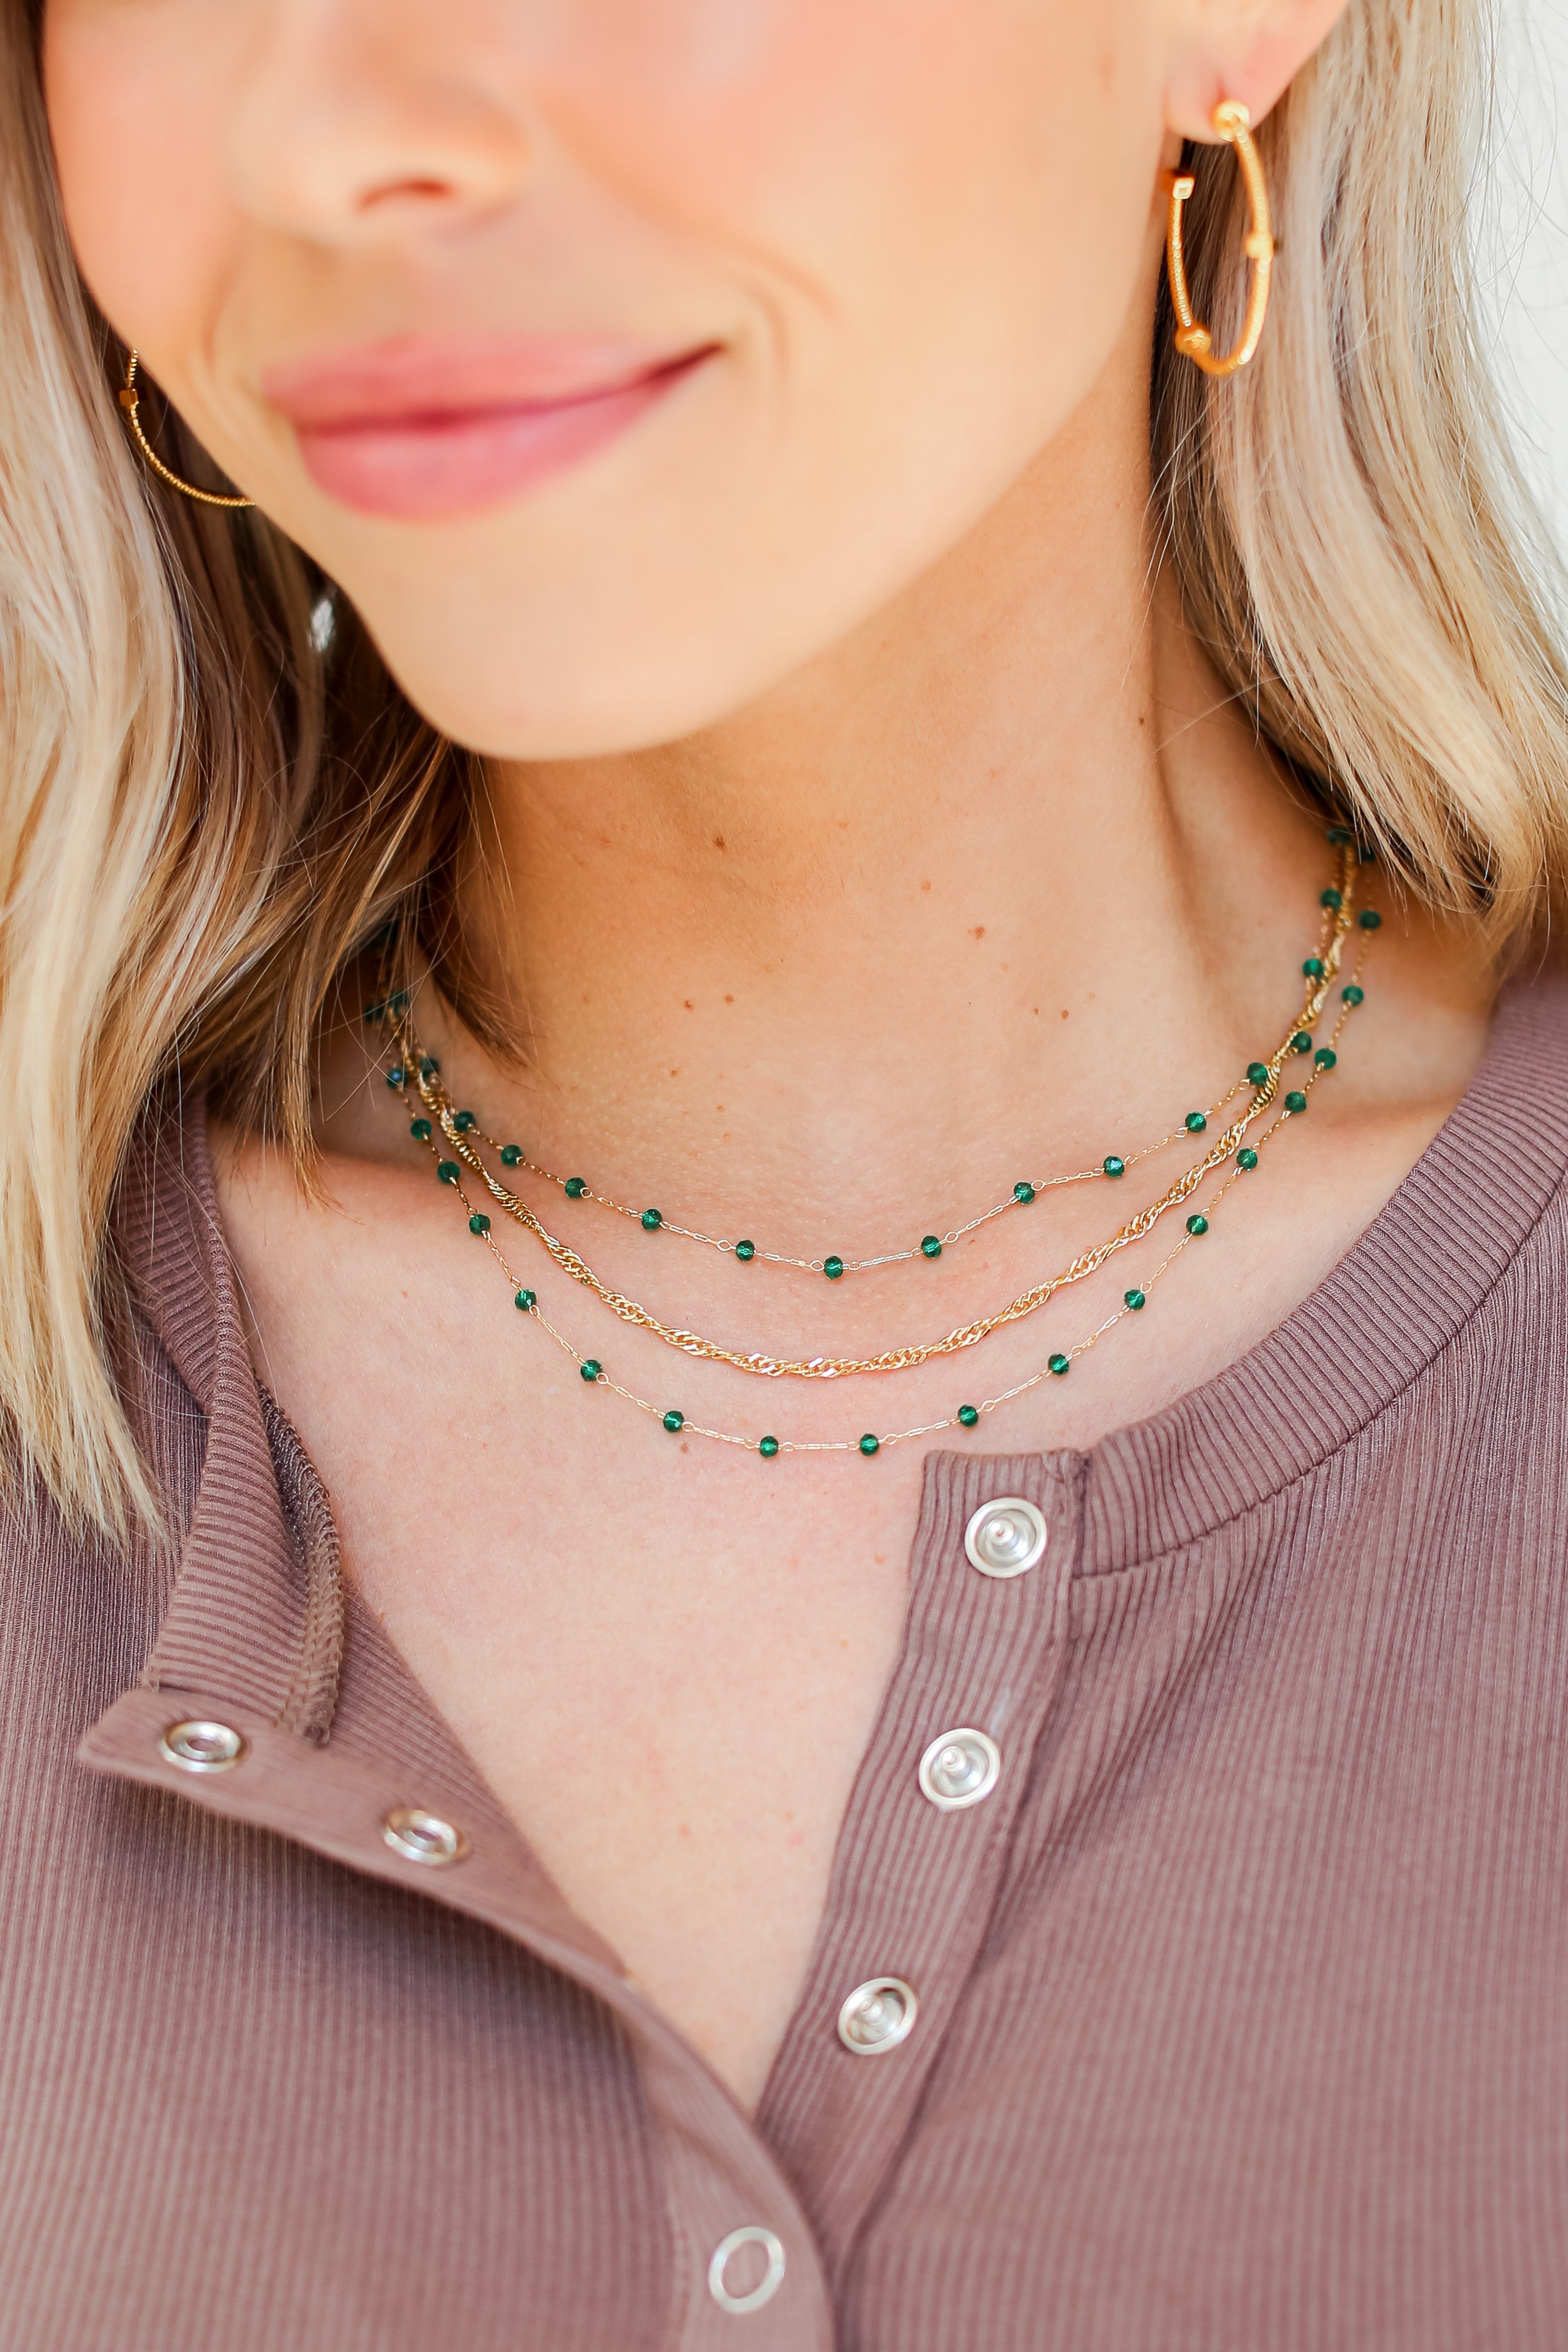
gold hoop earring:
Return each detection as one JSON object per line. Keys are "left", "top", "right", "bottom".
{"left": 117, "top": 352, "right": 254, "bottom": 510}
{"left": 1161, "top": 99, "right": 1275, "bottom": 379}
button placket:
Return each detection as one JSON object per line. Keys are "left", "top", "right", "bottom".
{"left": 756, "top": 1451, "right": 1082, "bottom": 2275}
{"left": 99, "top": 1111, "right": 839, "bottom": 2352}
{"left": 84, "top": 1684, "right": 836, "bottom": 2351}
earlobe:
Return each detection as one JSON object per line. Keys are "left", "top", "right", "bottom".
{"left": 1163, "top": 0, "right": 1354, "bottom": 143}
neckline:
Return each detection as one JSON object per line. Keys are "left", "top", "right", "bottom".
{"left": 126, "top": 971, "right": 1568, "bottom": 1586}
{"left": 1057, "top": 970, "right": 1568, "bottom": 1574}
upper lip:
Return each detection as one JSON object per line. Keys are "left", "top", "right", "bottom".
{"left": 262, "top": 333, "right": 715, "bottom": 431}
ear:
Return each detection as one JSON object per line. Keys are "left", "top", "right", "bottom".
{"left": 1162, "top": 0, "right": 1354, "bottom": 141}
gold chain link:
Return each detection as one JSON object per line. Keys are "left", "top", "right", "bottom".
{"left": 394, "top": 857, "right": 1359, "bottom": 1381}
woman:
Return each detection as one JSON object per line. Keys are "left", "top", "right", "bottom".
{"left": 2, "top": 0, "right": 1565, "bottom": 2340}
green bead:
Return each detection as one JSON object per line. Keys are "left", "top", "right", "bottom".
{"left": 452, "top": 1110, "right": 477, "bottom": 1133}
{"left": 580, "top": 1359, "right": 603, "bottom": 1383}
{"left": 1285, "top": 1090, "right": 1307, "bottom": 1114}
{"left": 1247, "top": 1062, "right": 1270, "bottom": 1087}
{"left": 663, "top": 1410, "right": 684, "bottom": 1434}
{"left": 758, "top": 1435, "right": 780, "bottom": 1458}
{"left": 388, "top": 989, "right": 411, "bottom": 1019}
{"left": 437, "top": 1161, "right": 460, "bottom": 1185}
{"left": 419, "top": 1056, "right": 439, "bottom": 1079}
{"left": 1103, "top": 1156, "right": 1125, "bottom": 1180}
{"left": 1048, "top": 1353, "right": 1071, "bottom": 1377}
{"left": 1315, "top": 1047, "right": 1337, "bottom": 1070}
{"left": 824, "top": 1256, "right": 845, "bottom": 1281}
{"left": 1343, "top": 984, "right": 1365, "bottom": 1006}
{"left": 1014, "top": 1181, "right": 1036, "bottom": 1205}
{"left": 514, "top": 1289, "right": 536, "bottom": 1311}
{"left": 920, "top": 1235, "right": 943, "bottom": 1259}
{"left": 641, "top": 1208, "right": 663, "bottom": 1231}
{"left": 386, "top": 1065, "right": 406, "bottom": 1089}
{"left": 1237, "top": 1147, "right": 1259, "bottom": 1171}
{"left": 1358, "top": 844, "right": 1377, "bottom": 864}
{"left": 500, "top": 1145, "right": 522, "bottom": 1167}
{"left": 734, "top": 1240, "right": 756, "bottom": 1262}
{"left": 1359, "top": 907, "right": 1382, "bottom": 930}
{"left": 1186, "top": 1213, "right": 1209, "bottom": 1236}
{"left": 1321, "top": 888, "right": 1344, "bottom": 911}
{"left": 1302, "top": 957, "right": 1324, "bottom": 979}
{"left": 410, "top": 1118, "right": 432, "bottom": 1142}
{"left": 1291, "top": 1031, "right": 1313, "bottom": 1054}
{"left": 957, "top": 1405, "right": 980, "bottom": 1428}
{"left": 1124, "top": 1288, "right": 1146, "bottom": 1311}
{"left": 564, "top": 1177, "right": 587, "bottom": 1199}
{"left": 362, "top": 1001, "right": 385, "bottom": 1024}
{"left": 1185, "top": 1110, "right": 1207, "bottom": 1134}
{"left": 858, "top": 1432, "right": 880, "bottom": 1456}
{"left": 468, "top": 1212, "right": 490, "bottom": 1235}
{"left": 1327, "top": 823, "right": 1355, "bottom": 846}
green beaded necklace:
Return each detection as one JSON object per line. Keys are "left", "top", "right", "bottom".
{"left": 365, "top": 830, "right": 1378, "bottom": 1460}
{"left": 376, "top": 841, "right": 1377, "bottom": 1286}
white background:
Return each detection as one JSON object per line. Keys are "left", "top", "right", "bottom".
{"left": 1494, "top": 0, "right": 1568, "bottom": 556}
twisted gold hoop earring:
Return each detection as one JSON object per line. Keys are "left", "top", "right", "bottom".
{"left": 1162, "top": 99, "right": 1275, "bottom": 379}
{"left": 117, "top": 352, "right": 254, "bottom": 510}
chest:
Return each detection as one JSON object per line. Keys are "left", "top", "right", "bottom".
{"left": 255, "top": 1240, "right": 931, "bottom": 2103}
{"left": 217, "top": 1080, "right": 1457, "bottom": 2101}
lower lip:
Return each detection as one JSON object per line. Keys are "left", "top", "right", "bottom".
{"left": 293, "top": 354, "right": 709, "bottom": 521}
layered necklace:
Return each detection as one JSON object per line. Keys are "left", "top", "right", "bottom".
{"left": 368, "top": 827, "right": 1379, "bottom": 1460}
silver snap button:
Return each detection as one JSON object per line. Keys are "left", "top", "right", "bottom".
{"left": 707, "top": 2225, "right": 786, "bottom": 2316}
{"left": 382, "top": 1807, "right": 471, "bottom": 1867}
{"left": 918, "top": 1727, "right": 1001, "bottom": 1811}
{"left": 159, "top": 1719, "right": 248, "bottom": 1773}
{"left": 964, "top": 1495, "right": 1047, "bottom": 1579}
{"left": 837, "top": 1976, "right": 919, "bottom": 2056}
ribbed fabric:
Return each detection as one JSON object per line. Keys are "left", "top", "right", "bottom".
{"left": 0, "top": 975, "right": 1565, "bottom": 2349}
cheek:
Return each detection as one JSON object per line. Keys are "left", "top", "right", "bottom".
{"left": 43, "top": 0, "right": 249, "bottom": 361}
{"left": 525, "top": 0, "right": 1164, "bottom": 511}
{"left": 546, "top": 0, "right": 1152, "bottom": 340}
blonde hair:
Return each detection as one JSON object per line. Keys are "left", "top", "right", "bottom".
{"left": 1, "top": 0, "right": 1565, "bottom": 1535}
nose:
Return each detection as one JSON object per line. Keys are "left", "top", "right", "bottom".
{"left": 225, "top": 0, "right": 534, "bottom": 244}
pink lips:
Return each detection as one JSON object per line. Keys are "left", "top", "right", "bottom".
{"left": 263, "top": 335, "right": 717, "bottom": 520}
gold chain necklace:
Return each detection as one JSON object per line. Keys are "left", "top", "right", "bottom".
{"left": 380, "top": 847, "right": 1364, "bottom": 1281}
{"left": 401, "top": 946, "right": 1373, "bottom": 1459}
{"left": 384, "top": 858, "right": 1372, "bottom": 1381}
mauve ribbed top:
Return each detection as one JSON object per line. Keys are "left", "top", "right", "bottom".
{"left": 2, "top": 973, "right": 1567, "bottom": 2350}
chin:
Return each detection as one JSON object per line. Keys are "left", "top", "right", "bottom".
{"left": 371, "top": 630, "right": 774, "bottom": 762}
{"left": 350, "top": 557, "right": 865, "bottom": 759}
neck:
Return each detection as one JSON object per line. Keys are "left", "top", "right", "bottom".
{"left": 446, "top": 350, "right": 1334, "bottom": 1246}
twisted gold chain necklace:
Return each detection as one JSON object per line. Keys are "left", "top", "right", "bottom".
{"left": 376, "top": 841, "right": 1367, "bottom": 1282}
{"left": 394, "top": 951, "right": 1374, "bottom": 1460}
{"left": 381, "top": 851, "right": 1373, "bottom": 1382}
{"left": 364, "top": 827, "right": 1379, "bottom": 1458}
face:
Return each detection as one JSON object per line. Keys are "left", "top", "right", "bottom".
{"left": 42, "top": 0, "right": 1293, "bottom": 759}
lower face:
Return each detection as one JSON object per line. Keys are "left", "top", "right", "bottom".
{"left": 43, "top": 0, "right": 1171, "bottom": 758}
